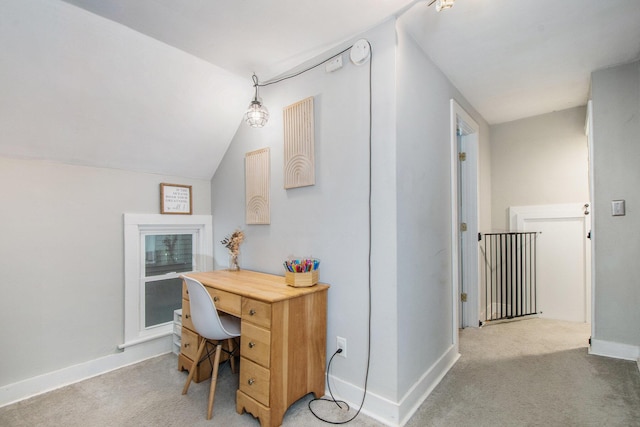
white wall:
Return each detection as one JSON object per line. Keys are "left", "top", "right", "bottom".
{"left": 211, "top": 20, "right": 402, "bottom": 424}
{"left": 590, "top": 60, "right": 640, "bottom": 359}
{"left": 0, "top": 0, "right": 247, "bottom": 180}
{"left": 0, "top": 157, "right": 211, "bottom": 392}
{"left": 490, "top": 107, "right": 590, "bottom": 230}
{"left": 210, "top": 15, "right": 492, "bottom": 424}
{"left": 395, "top": 17, "right": 491, "bottom": 418}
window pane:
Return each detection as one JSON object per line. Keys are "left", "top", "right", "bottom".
{"left": 145, "top": 277, "right": 183, "bottom": 327}
{"left": 145, "top": 234, "right": 193, "bottom": 277}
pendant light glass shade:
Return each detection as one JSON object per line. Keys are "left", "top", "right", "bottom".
{"left": 245, "top": 74, "right": 269, "bottom": 128}
{"left": 244, "top": 98, "right": 269, "bottom": 128}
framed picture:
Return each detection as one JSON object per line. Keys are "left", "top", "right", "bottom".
{"left": 160, "top": 183, "right": 192, "bottom": 215}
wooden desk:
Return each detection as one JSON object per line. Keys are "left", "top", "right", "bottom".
{"left": 180, "top": 270, "right": 329, "bottom": 427}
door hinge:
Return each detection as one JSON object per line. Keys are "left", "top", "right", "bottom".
{"left": 460, "top": 222, "right": 468, "bottom": 232}
{"left": 458, "top": 152, "right": 467, "bottom": 161}
{"left": 461, "top": 292, "right": 468, "bottom": 302}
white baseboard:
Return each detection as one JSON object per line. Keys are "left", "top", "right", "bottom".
{"left": 398, "top": 345, "right": 460, "bottom": 426}
{"left": 325, "top": 345, "right": 460, "bottom": 427}
{"left": 589, "top": 338, "right": 640, "bottom": 361}
{"left": 0, "top": 336, "right": 172, "bottom": 408}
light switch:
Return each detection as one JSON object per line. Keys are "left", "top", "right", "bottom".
{"left": 611, "top": 200, "right": 625, "bottom": 216}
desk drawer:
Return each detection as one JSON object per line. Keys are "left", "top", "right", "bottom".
{"left": 239, "top": 358, "right": 270, "bottom": 406}
{"left": 181, "top": 299, "right": 194, "bottom": 331}
{"left": 241, "top": 322, "right": 271, "bottom": 368}
{"left": 181, "top": 327, "right": 199, "bottom": 361}
{"left": 242, "top": 298, "right": 271, "bottom": 328}
{"left": 207, "top": 288, "right": 241, "bottom": 316}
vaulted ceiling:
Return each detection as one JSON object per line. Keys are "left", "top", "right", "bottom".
{"left": 2, "top": 0, "right": 639, "bottom": 179}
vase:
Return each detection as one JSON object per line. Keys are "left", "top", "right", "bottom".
{"left": 229, "top": 253, "right": 240, "bottom": 271}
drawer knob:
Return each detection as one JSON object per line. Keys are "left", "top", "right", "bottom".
{"left": 185, "top": 314, "right": 190, "bottom": 319}
{"left": 249, "top": 309, "right": 256, "bottom": 316}
{"left": 213, "top": 296, "right": 220, "bottom": 302}
{"left": 183, "top": 343, "right": 189, "bottom": 348}
{"left": 248, "top": 341, "right": 256, "bottom": 348}
{"left": 248, "top": 378, "right": 255, "bottom": 386}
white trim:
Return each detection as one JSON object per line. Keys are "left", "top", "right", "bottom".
{"left": 397, "top": 345, "right": 459, "bottom": 426}
{"left": 590, "top": 339, "right": 640, "bottom": 361}
{"left": 326, "top": 346, "right": 459, "bottom": 427}
{"left": 449, "top": 101, "right": 459, "bottom": 340}
{"left": 123, "top": 214, "right": 213, "bottom": 348}
{"left": 0, "top": 336, "right": 172, "bottom": 408}
{"left": 586, "top": 100, "right": 597, "bottom": 346}
{"left": 509, "top": 203, "right": 585, "bottom": 230}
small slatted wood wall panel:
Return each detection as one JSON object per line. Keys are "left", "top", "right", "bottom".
{"left": 245, "top": 147, "right": 270, "bottom": 224}
{"left": 283, "top": 97, "right": 315, "bottom": 189}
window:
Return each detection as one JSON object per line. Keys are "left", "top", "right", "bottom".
{"left": 122, "top": 214, "right": 212, "bottom": 348}
{"left": 143, "top": 233, "right": 192, "bottom": 328}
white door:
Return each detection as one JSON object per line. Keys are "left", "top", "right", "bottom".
{"left": 457, "top": 131, "right": 465, "bottom": 326}
{"left": 510, "top": 204, "right": 591, "bottom": 323}
{"left": 450, "top": 100, "right": 480, "bottom": 330}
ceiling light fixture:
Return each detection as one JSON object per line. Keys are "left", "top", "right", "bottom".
{"left": 428, "top": 0, "right": 455, "bottom": 11}
{"left": 244, "top": 74, "right": 269, "bottom": 128}
{"left": 242, "top": 43, "right": 362, "bottom": 129}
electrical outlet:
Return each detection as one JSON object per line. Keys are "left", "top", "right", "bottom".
{"left": 336, "top": 336, "right": 347, "bottom": 358}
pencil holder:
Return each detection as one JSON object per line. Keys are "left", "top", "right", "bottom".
{"left": 283, "top": 257, "right": 320, "bottom": 287}
{"left": 285, "top": 269, "right": 319, "bottom": 287}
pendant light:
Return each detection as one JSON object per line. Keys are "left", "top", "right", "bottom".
{"left": 244, "top": 74, "right": 269, "bottom": 128}
{"left": 436, "top": 0, "right": 455, "bottom": 11}
{"left": 428, "top": 0, "right": 455, "bottom": 11}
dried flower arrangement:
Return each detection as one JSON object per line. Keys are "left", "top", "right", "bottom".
{"left": 221, "top": 229, "right": 245, "bottom": 270}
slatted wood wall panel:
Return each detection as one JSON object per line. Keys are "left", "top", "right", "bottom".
{"left": 283, "top": 97, "right": 315, "bottom": 189}
{"left": 245, "top": 147, "right": 270, "bottom": 224}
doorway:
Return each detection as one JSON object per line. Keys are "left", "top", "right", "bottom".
{"left": 450, "top": 99, "right": 480, "bottom": 338}
{"left": 509, "top": 204, "right": 592, "bottom": 323}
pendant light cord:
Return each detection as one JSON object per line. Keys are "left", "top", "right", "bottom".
{"left": 251, "top": 74, "right": 260, "bottom": 100}
{"left": 253, "top": 41, "right": 374, "bottom": 425}
{"left": 307, "top": 43, "right": 373, "bottom": 425}
{"left": 256, "top": 45, "right": 353, "bottom": 88}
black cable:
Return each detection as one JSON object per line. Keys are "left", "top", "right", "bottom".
{"left": 307, "top": 42, "right": 373, "bottom": 425}
{"left": 308, "top": 350, "right": 349, "bottom": 420}
{"left": 250, "top": 40, "right": 374, "bottom": 424}
{"left": 257, "top": 45, "right": 353, "bottom": 87}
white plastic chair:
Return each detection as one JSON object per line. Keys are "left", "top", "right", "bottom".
{"left": 181, "top": 276, "right": 241, "bottom": 420}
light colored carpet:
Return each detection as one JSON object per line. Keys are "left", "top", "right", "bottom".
{"left": 1, "top": 318, "right": 638, "bottom": 426}
{"left": 405, "top": 318, "right": 640, "bottom": 427}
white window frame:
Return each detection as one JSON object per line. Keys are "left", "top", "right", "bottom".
{"left": 121, "top": 214, "right": 213, "bottom": 348}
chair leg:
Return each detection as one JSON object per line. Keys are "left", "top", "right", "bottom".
{"left": 207, "top": 344, "right": 223, "bottom": 420}
{"left": 227, "top": 338, "right": 237, "bottom": 374}
{"left": 182, "top": 337, "right": 207, "bottom": 395}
